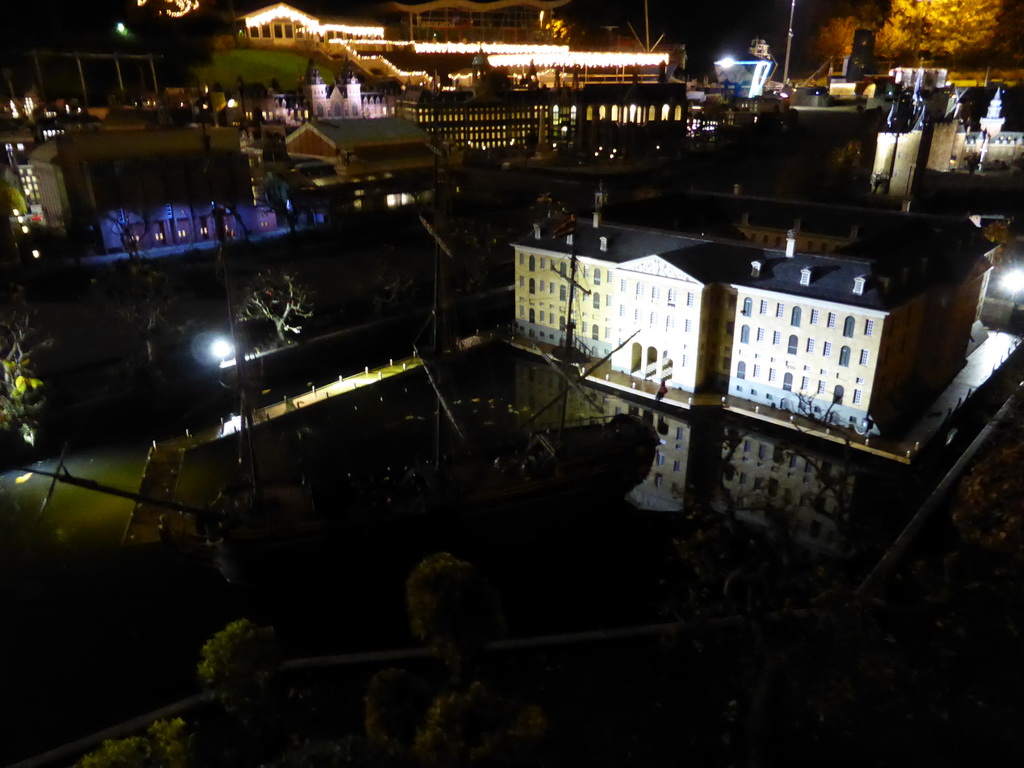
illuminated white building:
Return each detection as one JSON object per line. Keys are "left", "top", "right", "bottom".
{"left": 514, "top": 199, "right": 994, "bottom": 436}
{"left": 303, "top": 62, "right": 396, "bottom": 122}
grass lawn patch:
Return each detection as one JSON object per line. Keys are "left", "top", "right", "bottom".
{"left": 192, "top": 49, "right": 336, "bottom": 91}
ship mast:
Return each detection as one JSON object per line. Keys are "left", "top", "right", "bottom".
{"left": 558, "top": 214, "right": 579, "bottom": 439}
{"left": 214, "top": 204, "right": 260, "bottom": 498}
{"left": 418, "top": 141, "right": 465, "bottom": 469}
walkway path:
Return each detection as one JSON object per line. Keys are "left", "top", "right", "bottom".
{"left": 511, "top": 327, "right": 1022, "bottom": 464}
{"left": 122, "top": 354, "right": 425, "bottom": 545}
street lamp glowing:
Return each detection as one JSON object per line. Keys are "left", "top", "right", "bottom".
{"left": 116, "top": 22, "right": 128, "bottom": 35}
{"left": 210, "top": 338, "right": 234, "bottom": 362}
{"left": 1002, "top": 270, "right": 1024, "bottom": 295}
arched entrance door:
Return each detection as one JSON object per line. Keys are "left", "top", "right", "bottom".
{"left": 646, "top": 346, "right": 658, "bottom": 378}
{"left": 631, "top": 342, "right": 643, "bottom": 374}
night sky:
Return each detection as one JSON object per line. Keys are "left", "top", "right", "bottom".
{"left": 0, "top": 0, "right": 846, "bottom": 80}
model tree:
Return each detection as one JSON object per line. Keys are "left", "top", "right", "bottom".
{"left": 197, "top": 619, "right": 280, "bottom": 722}
{"left": 100, "top": 260, "right": 177, "bottom": 366}
{"left": 879, "top": 0, "right": 1003, "bottom": 64}
{"left": 106, "top": 213, "right": 152, "bottom": 263}
{"left": 953, "top": 438, "right": 1024, "bottom": 557}
{"left": 405, "top": 552, "right": 507, "bottom": 684}
{"left": 259, "top": 173, "right": 299, "bottom": 234}
{"left": 236, "top": 269, "right": 314, "bottom": 344}
{"left": 809, "top": 16, "right": 862, "bottom": 65}
{"left": 73, "top": 719, "right": 192, "bottom": 768}
{"left": 0, "top": 289, "right": 45, "bottom": 447}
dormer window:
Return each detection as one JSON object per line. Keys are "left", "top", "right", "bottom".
{"left": 533, "top": 223, "right": 541, "bottom": 239}
{"left": 853, "top": 276, "right": 866, "bottom": 296}
{"left": 751, "top": 260, "right": 762, "bottom": 278}
{"left": 599, "top": 236, "right": 608, "bottom": 252}
{"left": 800, "top": 268, "right": 812, "bottom": 287}
{"left": 566, "top": 234, "right": 574, "bottom": 246}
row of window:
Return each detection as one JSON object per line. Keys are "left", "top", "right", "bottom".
{"left": 521, "top": 258, "right": 705, "bottom": 311}
{"left": 615, "top": 307, "right": 694, "bottom": 332}
{"left": 740, "top": 298, "right": 875, "bottom": 337}
{"left": 735, "top": 364, "right": 863, "bottom": 405}
{"left": 633, "top": 282, "right": 694, "bottom": 306}
{"left": 524, "top": 254, "right": 603, "bottom": 284}
{"left": 586, "top": 104, "right": 685, "bottom": 123}
{"left": 519, "top": 307, "right": 610, "bottom": 340}
{"left": 738, "top": 327, "right": 870, "bottom": 366}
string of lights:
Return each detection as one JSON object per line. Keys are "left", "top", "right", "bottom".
{"left": 136, "top": 0, "right": 201, "bottom": 19}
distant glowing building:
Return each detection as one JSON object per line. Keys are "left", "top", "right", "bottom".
{"left": 30, "top": 128, "right": 277, "bottom": 254}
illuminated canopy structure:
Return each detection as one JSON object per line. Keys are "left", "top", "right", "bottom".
{"left": 373, "top": 0, "right": 572, "bottom": 43}
{"left": 489, "top": 51, "right": 668, "bottom": 69}
{"left": 242, "top": 3, "right": 385, "bottom": 40}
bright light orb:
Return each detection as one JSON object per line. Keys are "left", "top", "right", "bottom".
{"left": 210, "top": 338, "right": 234, "bottom": 360}
{"left": 116, "top": 22, "right": 127, "bottom": 35}
{"left": 1002, "top": 270, "right": 1024, "bottom": 295}
{"left": 717, "top": 57, "right": 736, "bottom": 68}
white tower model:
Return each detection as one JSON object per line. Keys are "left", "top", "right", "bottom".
{"left": 305, "top": 62, "right": 329, "bottom": 120}
{"left": 980, "top": 88, "right": 1005, "bottom": 137}
{"left": 978, "top": 88, "right": 1005, "bottom": 166}
{"left": 345, "top": 74, "right": 362, "bottom": 118}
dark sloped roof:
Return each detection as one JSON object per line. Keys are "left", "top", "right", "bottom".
{"left": 312, "top": 117, "right": 427, "bottom": 146}
{"left": 578, "top": 83, "right": 689, "bottom": 105}
{"left": 514, "top": 217, "right": 704, "bottom": 268}
{"left": 605, "top": 190, "right": 972, "bottom": 243}
{"left": 517, "top": 213, "right": 991, "bottom": 311}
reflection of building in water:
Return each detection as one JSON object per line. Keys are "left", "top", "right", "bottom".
{"left": 513, "top": 358, "right": 689, "bottom": 512}
{"left": 620, "top": 401, "right": 689, "bottom": 512}
{"left": 718, "top": 427, "right": 855, "bottom": 556}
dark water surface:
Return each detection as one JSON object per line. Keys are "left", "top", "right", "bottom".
{"left": 0, "top": 347, "right": 909, "bottom": 763}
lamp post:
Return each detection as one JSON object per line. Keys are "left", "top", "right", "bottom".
{"left": 1002, "top": 269, "right": 1024, "bottom": 314}
{"left": 782, "top": 0, "right": 796, "bottom": 85}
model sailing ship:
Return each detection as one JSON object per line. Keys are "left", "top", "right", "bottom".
{"left": 404, "top": 172, "right": 658, "bottom": 520}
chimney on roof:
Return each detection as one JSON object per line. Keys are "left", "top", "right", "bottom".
{"left": 533, "top": 223, "right": 541, "bottom": 239}
{"left": 849, "top": 224, "right": 860, "bottom": 240}
{"left": 593, "top": 210, "right": 602, "bottom": 228}
{"left": 740, "top": 211, "right": 750, "bottom": 226}
{"left": 600, "top": 236, "right": 608, "bottom": 252}
{"left": 751, "top": 260, "right": 762, "bottom": 277}
{"left": 785, "top": 228, "right": 796, "bottom": 258}
{"left": 733, "top": 183, "right": 742, "bottom": 195}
